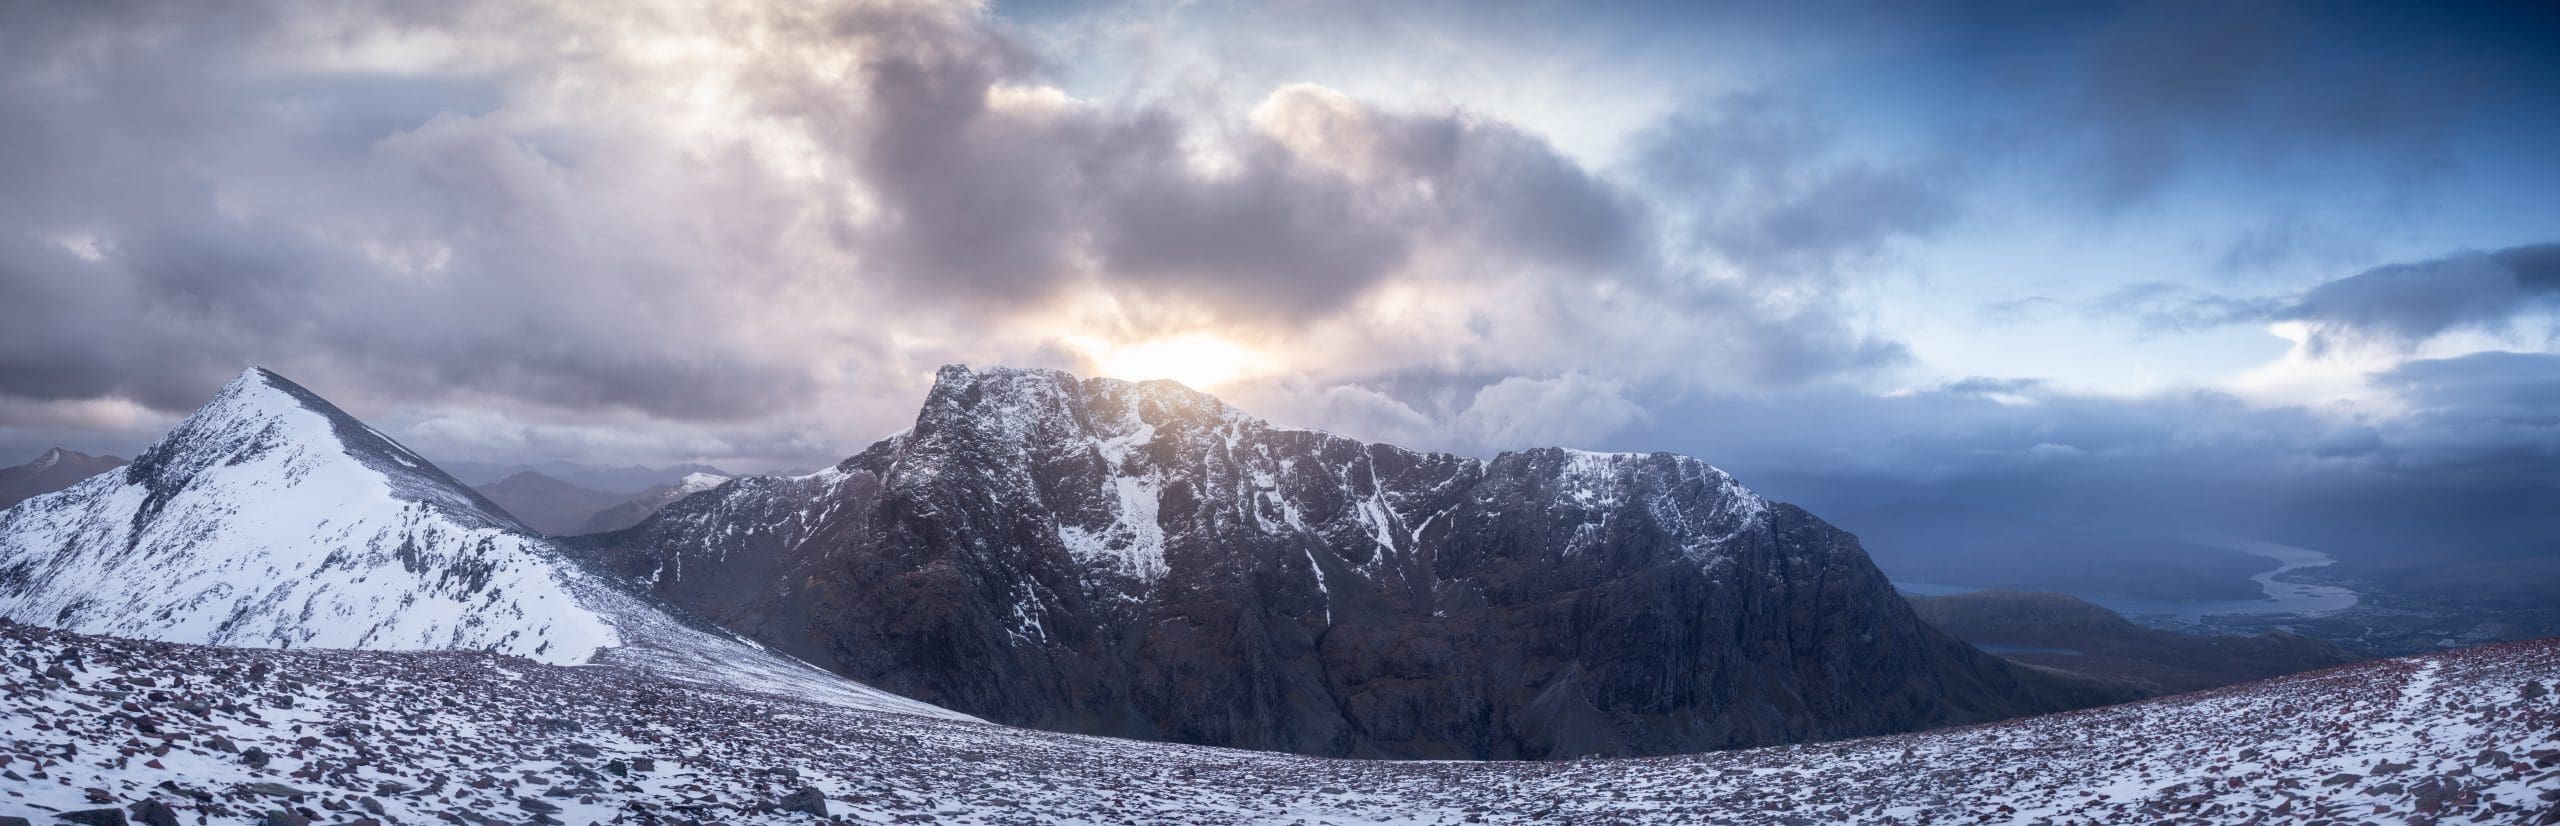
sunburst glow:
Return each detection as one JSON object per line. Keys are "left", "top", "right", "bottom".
{"left": 1082, "top": 333, "right": 1262, "bottom": 389}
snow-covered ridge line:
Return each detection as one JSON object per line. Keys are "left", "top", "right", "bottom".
{"left": 0, "top": 368, "right": 620, "bottom": 663}
{"left": 2, "top": 622, "right": 2552, "bottom": 824}
{"left": 913, "top": 364, "right": 1773, "bottom": 577}
{"left": 0, "top": 367, "right": 967, "bottom": 722}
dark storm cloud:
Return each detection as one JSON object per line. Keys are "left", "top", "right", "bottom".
{"left": 2369, "top": 351, "right": 2560, "bottom": 483}
{"left": 1087, "top": 141, "right": 1411, "bottom": 317}
{"left": 829, "top": 30, "right": 1648, "bottom": 323}
{"left": 2279, "top": 243, "right": 2560, "bottom": 351}
{"left": 1347, "top": 104, "right": 1647, "bottom": 275}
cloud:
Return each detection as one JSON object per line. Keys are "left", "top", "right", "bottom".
{"left": 0, "top": 0, "right": 1927, "bottom": 471}
{"left": 2088, "top": 282, "right": 2288, "bottom": 335}
{"left": 1452, "top": 373, "right": 1649, "bottom": 451}
{"left": 2279, "top": 243, "right": 2560, "bottom": 352}
{"left": 2, "top": 0, "right": 2549, "bottom": 566}
{"left": 2367, "top": 351, "right": 2560, "bottom": 481}
{"left": 2066, "top": 243, "right": 2560, "bottom": 350}
{"left": 1629, "top": 93, "right": 1957, "bottom": 283}
{"left": 1973, "top": 296, "right": 2062, "bottom": 326}
{"left": 2054, "top": 2, "right": 2500, "bottom": 208}
{"left": 2213, "top": 214, "right": 2375, "bottom": 276}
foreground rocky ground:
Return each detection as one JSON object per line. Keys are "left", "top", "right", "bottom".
{"left": 1, "top": 622, "right": 2554, "bottom": 825}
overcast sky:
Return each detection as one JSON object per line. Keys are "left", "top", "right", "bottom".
{"left": 3, "top": 0, "right": 2556, "bottom": 554}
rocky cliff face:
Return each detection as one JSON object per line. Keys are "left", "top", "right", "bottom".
{"left": 583, "top": 365, "right": 2123, "bottom": 757}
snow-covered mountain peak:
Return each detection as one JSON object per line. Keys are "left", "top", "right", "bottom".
{"left": 125, "top": 367, "right": 525, "bottom": 533}
{"left": 0, "top": 368, "right": 968, "bottom": 720}
{"left": 0, "top": 368, "right": 619, "bottom": 662}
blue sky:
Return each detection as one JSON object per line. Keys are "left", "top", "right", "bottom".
{"left": 1, "top": 0, "right": 2555, "bottom": 559}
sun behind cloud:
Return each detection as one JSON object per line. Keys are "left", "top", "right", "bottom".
{"left": 1078, "top": 332, "right": 1263, "bottom": 390}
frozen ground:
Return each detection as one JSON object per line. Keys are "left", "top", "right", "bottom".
{"left": 1, "top": 622, "right": 2553, "bottom": 824}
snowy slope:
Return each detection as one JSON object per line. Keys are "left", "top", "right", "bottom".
{"left": 0, "top": 368, "right": 958, "bottom": 720}
{"left": 1, "top": 622, "right": 2552, "bottom": 824}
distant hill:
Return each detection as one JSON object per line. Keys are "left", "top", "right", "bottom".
{"left": 1906, "top": 588, "right": 2363, "bottom": 695}
{"left": 574, "top": 472, "right": 731, "bottom": 534}
{"left": 472, "top": 470, "right": 638, "bottom": 535}
{"left": 443, "top": 459, "right": 732, "bottom": 495}
{"left": 0, "top": 447, "right": 126, "bottom": 510}
{"left": 475, "top": 469, "right": 733, "bottom": 537}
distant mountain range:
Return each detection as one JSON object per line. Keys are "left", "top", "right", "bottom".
{"left": 1904, "top": 588, "right": 2363, "bottom": 695}
{"left": 0, "top": 446, "right": 125, "bottom": 510}
{"left": 442, "top": 458, "right": 736, "bottom": 495}
{"left": 471, "top": 468, "right": 730, "bottom": 536}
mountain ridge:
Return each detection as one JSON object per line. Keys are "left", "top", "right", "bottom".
{"left": 0, "top": 367, "right": 960, "bottom": 719}
{"left": 0, "top": 446, "right": 128, "bottom": 511}
{"left": 582, "top": 363, "right": 2129, "bottom": 759}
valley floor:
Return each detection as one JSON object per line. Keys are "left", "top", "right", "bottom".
{"left": 1, "top": 622, "right": 2554, "bottom": 825}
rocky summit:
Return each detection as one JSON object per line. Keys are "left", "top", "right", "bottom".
{"left": 580, "top": 365, "right": 2126, "bottom": 759}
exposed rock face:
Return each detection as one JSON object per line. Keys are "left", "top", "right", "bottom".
{"left": 584, "top": 365, "right": 2123, "bottom": 758}
{"left": 0, "top": 447, "right": 126, "bottom": 511}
